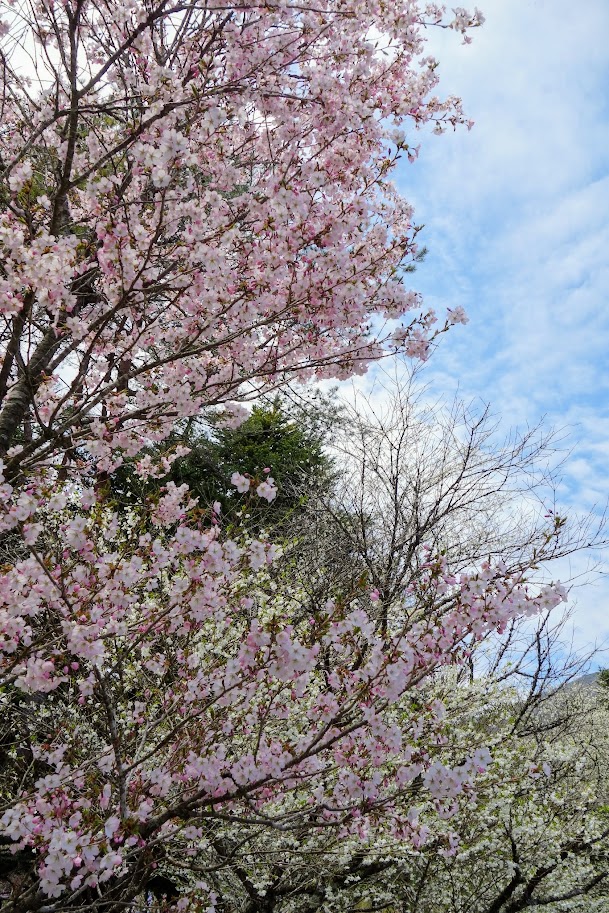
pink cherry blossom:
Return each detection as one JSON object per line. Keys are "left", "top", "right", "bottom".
{"left": 231, "top": 472, "right": 251, "bottom": 494}
{"left": 256, "top": 479, "right": 278, "bottom": 502}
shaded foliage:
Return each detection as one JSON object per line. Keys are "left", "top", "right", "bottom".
{"left": 110, "top": 392, "right": 340, "bottom": 534}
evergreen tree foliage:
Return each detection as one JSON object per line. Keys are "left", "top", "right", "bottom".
{"left": 111, "top": 392, "right": 339, "bottom": 533}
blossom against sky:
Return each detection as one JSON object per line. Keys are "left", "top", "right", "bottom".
{"left": 392, "top": 0, "right": 609, "bottom": 653}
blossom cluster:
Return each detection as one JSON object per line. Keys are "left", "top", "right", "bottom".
{"left": 0, "top": 0, "right": 482, "bottom": 482}
{"left": 0, "top": 469, "right": 567, "bottom": 903}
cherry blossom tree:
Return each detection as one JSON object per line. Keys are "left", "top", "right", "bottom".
{"left": 161, "top": 610, "right": 607, "bottom": 913}
{"left": 0, "top": 0, "right": 480, "bottom": 478}
{"left": 0, "top": 2, "right": 579, "bottom": 911}
{"left": 0, "top": 477, "right": 567, "bottom": 911}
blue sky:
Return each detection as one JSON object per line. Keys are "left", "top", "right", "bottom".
{"left": 388, "top": 0, "right": 609, "bottom": 654}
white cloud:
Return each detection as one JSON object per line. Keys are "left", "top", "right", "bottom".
{"left": 380, "top": 0, "right": 609, "bottom": 650}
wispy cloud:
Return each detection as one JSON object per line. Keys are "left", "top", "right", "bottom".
{"left": 384, "top": 0, "right": 609, "bottom": 651}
